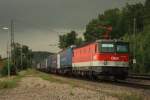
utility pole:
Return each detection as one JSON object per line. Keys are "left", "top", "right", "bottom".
{"left": 10, "top": 20, "right": 17, "bottom": 73}
{"left": 10, "top": 20, "right": 14, "bottom": 62}
{"left": 133, "top": 18, "right": 136, "bottom": 65}
{"left": 21, "top": 43, "right": 23, "bottom": 69}
{"left": 7, "top": 42, "right": 10, "bottom": 78}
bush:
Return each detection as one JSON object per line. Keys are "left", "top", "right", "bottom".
{"left": 0, "top": 80, "right": 17, "bottom": 89}
{"left": 0, "top": 60, "right": 17, "bottom": 76}
{"left": 123, "top": 26, "right": 150, "bottom": 74}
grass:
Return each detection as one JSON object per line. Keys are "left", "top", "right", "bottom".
{"left": 0, "top": 80, "right": 17, "bottom": 89}
{"left": 37, "top": 71, "right": 67, "bottom": 84}
{"left": 101, "top": 91, "right": 143, "bottom": 100}
{"left": 32, "top": 69, "right": 144, "bottom": 100}
{"left": 70, "top": 91, "right": 74, "bottom": 96}
{"left": 0, "top": 75, "right": 22, "bottom": 89}
{"left": 0, "top": 69, "right": 28, "bottom": 90}
{"left": 18, "top": 68, "right": 66, "bottom": 84}
{"left": 120, "top": 94, "right": 142, "bottom": 100}
{"left": 0, "top": 69, "right": 144, "bottom": 100}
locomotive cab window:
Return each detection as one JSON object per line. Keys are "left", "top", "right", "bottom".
{"left": 116, "top": 43, "right": 129, "bottom": 53}
{"left": 100, "top": 43, "right": 115, "bottom": 53}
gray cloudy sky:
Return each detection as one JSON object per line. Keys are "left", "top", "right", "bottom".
{"left": 0, "top": 0, "right": 145, "bottom": 57}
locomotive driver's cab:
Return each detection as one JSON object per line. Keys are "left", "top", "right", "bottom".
{"left": 98, "top": 40, "right": 129, "bottom": 53}
{"left": 96, "top": 40, "right": 130, "bottom": 79}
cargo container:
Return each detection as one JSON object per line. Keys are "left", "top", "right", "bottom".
{"left": 46, "top": 55, "right": 52, "bottom": 72}
{"left": 57, "top": 54, "right": 60, "bottom": 69}
{"left": 58, "top": 47, "right": 73, "bottom": 74}
{"left": 50, "top": 54, "right": 58, "bottom": 73}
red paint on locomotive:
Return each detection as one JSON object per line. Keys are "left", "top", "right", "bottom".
{"left": 72, "top": 40, "right": 129, "bottom": 67}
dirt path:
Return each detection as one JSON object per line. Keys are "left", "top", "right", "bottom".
{"left": 0, "top": 76, "right": 117, "bottom": 100}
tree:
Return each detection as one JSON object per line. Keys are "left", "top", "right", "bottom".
{"left": 12, "top": 43, "right": 32, "bottom": 71}
{"left": 144, "top": 0, "right": 150, "bottom": 30}
{"left": 75, "top": 37, "right": 83, "bottom": 46}
{"left": 58, "top": 31, "right": 83, "bottom": 49}
{"left": 84, "top": 3, "right": 145, "bottom": 43}
{"left": 123, "top": 3, "right": 144, "bottom": 33}
{"left": 84, "top": 8, "right": 123, "bottom": 42}
{"left": 59, "top": 34, "right": 67, "bottom": 49}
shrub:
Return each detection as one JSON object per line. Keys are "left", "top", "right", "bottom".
{"left": 0, "top": 60, "right": 16, "bottom": 76}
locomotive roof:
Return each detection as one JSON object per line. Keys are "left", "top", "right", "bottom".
{"left": 74, "top": 39, "right": 128, "bottom": 49}
{"left": 96, "top": 39, "right": 127, "bottom": 43}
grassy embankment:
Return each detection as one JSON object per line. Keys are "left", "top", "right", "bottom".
{"left": 0, "top": 75, "right": 22, "bottom": 89}
{"left": 0, "top": 68, "right": 64, "bottom": 90}
{"left": 28, "top": 69, "right": 143, "bottom": 100}
{"left": 0, "top": 69, "right": 143, "bottom": 100}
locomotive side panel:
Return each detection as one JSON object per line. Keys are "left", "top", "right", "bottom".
{"left": 72, "top": 42, "right": 97, "bottom": 69}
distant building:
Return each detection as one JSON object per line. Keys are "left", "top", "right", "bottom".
{"left": 32, "top": 51, "right": 54, "bottom": 68}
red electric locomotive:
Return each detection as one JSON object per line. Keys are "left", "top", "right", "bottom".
{"left": 72, "top": 39, "right": 129, "bottom": 79}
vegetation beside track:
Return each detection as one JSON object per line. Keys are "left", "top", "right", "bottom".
{"left": 0, "top": 69, "right": 146, "bottom": 100}
{"left": 0, "top": 75, "right": 22, "bottom": 89}
{"left": 30, "top": 69, "right": 145, "bottom": 100}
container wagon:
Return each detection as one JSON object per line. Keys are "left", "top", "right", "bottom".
{"left": 58, "top": 47, "right": 73, "bottom": 74}
{"left": 50, "top": 54, "right": 58, "bottom": 73}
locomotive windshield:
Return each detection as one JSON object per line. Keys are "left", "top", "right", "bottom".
{"left": 100, "top": 43, "right": 115, "bottom": 53}
{"left": 116, "top": 43, "right": 129, "bottom": 53}
{"left": 99, "top": 42, "right": 129, "bottom": 53}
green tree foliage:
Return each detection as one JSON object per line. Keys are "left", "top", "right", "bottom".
{"left": 144, "top": 0, "right": 150, "bottom": 30}
{"left": 12, "top": 43, "right": 32, "bottom": 71}
{"left": 84, "top": 3, "right": 145, "bottom": 42}
{"left": 124, "top": 3, "right": 144, "bottom": 33}
{"left": 58, "top": 31, "right": 83, "bottom": 49}
{"left": 84, "top": 8, "right": 123, "bottom": 42}
{"left": 0, "top": 60, "right": 16, "bottom": 76}
{"left": 122, "top": 1, "right": 150, "bottom": 74}
{"left": 123, "top": 27, "right": 150, "bottom": 74}
{"left": 75, "top": 37, "right": 83, "bottom": 46}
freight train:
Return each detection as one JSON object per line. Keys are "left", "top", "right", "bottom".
{"left": 37, "top": 39, "right": 129, "bottom": 80}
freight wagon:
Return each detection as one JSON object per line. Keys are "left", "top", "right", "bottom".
{"left": 49, "top": 54, "right": 58, "bottom": 73}
{"left": 58, "top": 47, "right": 73, "bottom": 74}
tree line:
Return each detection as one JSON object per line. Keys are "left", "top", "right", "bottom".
{"left": 0, "top": 43, "right": 32, "bottom": 76}
{"left": 58, "top": 0, "right": 150, "bottom": 74}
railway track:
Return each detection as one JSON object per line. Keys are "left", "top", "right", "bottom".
{"left": 97, "top": 77, "right": 150, "bottom": 90}
{"left": 40, "top": 70, "right": 150, "bottom": 90}
{"left": 117, "top": 79, "right": 150, "bottom": 90}
{"left": 128, "top": 74, "right": 150, "bottom": 80}
{"left": 49, "top": 73, "right": 150, "bottom": 90}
